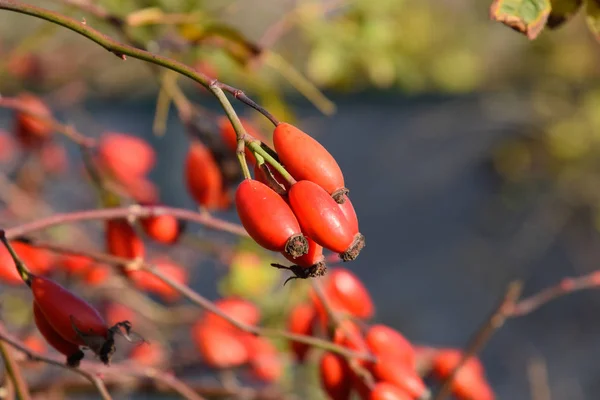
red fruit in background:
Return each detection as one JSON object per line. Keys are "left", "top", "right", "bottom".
{"left": 287, "top": 304, "right": 316, "bottom": 362}
{"left": 106, "top": 219, "right": 145, "bottom": 260}
{"left": 40, "top": 141, "right": 69, "bottom": 175}
{"left": 126, "top": 177, "right": 159, "bottom": 204}
{"left": 244, "top": 335, "right": 282, "bottom": 382}
{"left": 218, "top": 116, "right": 266, "bottom": 165}
{"left": 203, "top": 297, "right": 261, "bottom": 330}
{"left": 128, "top": 257, "right": 188, "bottom": 302}
{"left": 191, "top": 324, "right": 248, "bottom": 368}
{"left": 60, "top": 254, "right": 93, "bottom": 275}
{"left": 371, "top": 357, "right": 428, "bottom": 399}
{"left": 235, "top": 179, "right": 308, "bottom": 258}
{"left": 97, "top": 132, "right": 155, "bottom": 184}
{"left": 283, "top": 237, "right": 324, "bottom": 268}
{"left": 369, "top": 383, "right": 412, "bottom": 400}
{"left": 7, "top": 53, "right": 43, "bottom": 83}
{"left": 13, "top": 93, "right": 53, "bottom": 148}
{"left": 83, "top": 264, "right": 111, "bottom": 286}
{"left": 185, "top": 140, "right": 229, "bottom": 210}
{"left": 318, "top": 268, "right": 374, "bottom": 320}
{"left": 0, "top": 242, "right": 52, "bottom": 285}
{"left": 0, "top": 130, "right": 17, "bottom": 165}
{"left": 432, "top": 349, "right": 494, "bottom": 400}
{"left": 31, "top": 275, "right": 108, "bottom": 347}
{"left": 320, "top": 352, "right": 352, "bottom": 400}
{"left": 333, "top": 320, "right": 369, "bottom": 366}
{"left": 140, "top": 210, "right": 183, "bottom": 244}
{"left": 128, "top": 342, "right": 166, "bottom": 367}
{"left": 33, "top": 302, "right": 83, "bottom": 367}
{"left": 105, "top": 302, "right": 137, "bottom": 326}
{"left": 288, "top": 180, "right": 364, "bottom": 261}
{"left": 273, "top": 122, "right": 347, "bottom": 202}
{"left": 366, "top": 325, "right": 415, "bottom": 368}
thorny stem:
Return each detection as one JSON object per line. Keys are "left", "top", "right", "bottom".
{"left": 0, "top": 341, "right": 32, "bottom": 400}
{"left": 10, "top": 238, "right": 374, "bottom": 363}
{"left": 0, "top": 230, "right": 31, "bottom": 285}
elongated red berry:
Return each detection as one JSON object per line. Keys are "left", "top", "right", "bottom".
{"left": 287, "top": 303, "right": 316, "bottom": 362}
{"left": 98, "top": 132, "right": 155, "bottom": 183}
{"left": 320, "top": 352, "right": 352, "bottom": 400}
{"left": 192, "top": 324, "right": 248, "bottom": 368}
{"left": 338, "top": 196, "right": 359, "bottom": 234}
{"left": 139, "top": 207, "right": 184, "bottom": 244}
{"left": 326, "top": 268, "right": 374, "bottom": 319}
{"left": 371, "top": 357, "right": 428, "bottom": 399}
{"left": 366, "top": 325, "right": 415, "bottom": 368}
{"left": 236, "top": 179, "right": 308, "bottom": 258}
{"left": 203, "top": 297, "right": 261, "bottom": 331}
{"left": 14, "top": 93, "right": 53, "bottom": 148}
{"left": 273, "top": 122, "right": 347, "bottom": 203}
{"left": 185, "top": 140, "right": 230, "bottom": 210}
{"left": 289, "top": 180, "right": 364, "bottom": 261}
{"left": 432, "top": 349, "right": 495, "bottom": 400}
{"left": 369, "top": 382, "right": 412, "bottom": 400}
{"left": 33, "top": 302, "right": 84, "bottom": 367}
{"left": 106, "top": 219, "right": 145, "bottom": 260}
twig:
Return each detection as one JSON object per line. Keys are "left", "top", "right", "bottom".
{"left": 0, "top": 341, "right": 32, "bottom": 400}
{"left": 0, "top": 325, "right": 112, "bottom": 400}
{"left": 432, "top": 281, "right": 523, "bottom": 400}
{"left": 3, "top": 204, "right": 248, "bottom": 239}
{"left": 11, "top": 238, "right": 374, "bottom": 363}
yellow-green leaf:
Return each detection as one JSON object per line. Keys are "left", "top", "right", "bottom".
{"left": 585, "top": 0, "right": 600, "bottom": 39}
{"left": 490, "top": 0, "right": 551, "bottom": 39}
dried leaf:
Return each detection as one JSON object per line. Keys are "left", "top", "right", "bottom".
{"left": 490, "top": 0, "right": 551, "bottom": 39}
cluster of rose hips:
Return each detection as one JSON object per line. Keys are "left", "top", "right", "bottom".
{"left": 286, "top": 267, "right": 494, "bottom": 400}
{"left": 234, "top": 121, "right": 365, "bottom": 281}
{"left": 0, "top": 231, "right": 133, "bottom": 367}
{"left": 191, "top": 297, "right": 282, "bottom": 382}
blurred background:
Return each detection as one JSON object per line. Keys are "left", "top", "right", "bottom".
{"left": 1, "top": 0, "right": 600, "bottom": 399}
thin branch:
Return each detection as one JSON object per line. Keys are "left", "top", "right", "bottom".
{"left": 0, "top": 325, "right": 112, "bottom": 400}
{"left": 432, "top": 281, "right": 523, "bottom": 400}
{"left": 3, "top": 204, "right": 248, "bottom": 239}
{"left": 0, "top": 341, "right": 32, "bottom": 400}
{"left": 13, "top": 238, "right": 374, "bottom": 363}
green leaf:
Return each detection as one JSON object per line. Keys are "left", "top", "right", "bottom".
{"left": 490, "top": 0, "right": 551, "bottom": 39}
{"left": 585, "top": 0, "right": 600, "bottom": 39}
{"left": 547, "top": 0, "right": 583, "bottom": 28}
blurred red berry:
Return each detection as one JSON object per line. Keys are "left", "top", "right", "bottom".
{"left": 287, "top": 303, "right": 316, "bottom": 362}
{"left": 366, "top": 325, "right": 415, "bottom": 368}
{"left": 97, "top": 132, "right": 155, "bottom": 184}
{"left": 13, "top": 93, "right": 53, "bottom": 149}
{"left": 320, "top": 352, "right": 352, "bottom": 400}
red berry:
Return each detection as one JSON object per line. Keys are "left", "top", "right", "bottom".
{"left": 0, "top": 242, "right": 52, "bottom": 284}
{"left": 33, "top": 302, "right": 83, "bottom": 367}
{"left": 338, "top": 196, "right": 359, "bottom": 234}
{"left": 98, "top": 132, "right": 155, "bottom": 184}
{"left": 288, "top": 180, "right": 364, "bottom": 261}
{"left": 60, "top": 254, "right": 93, "bottom": 275}
{"left": 432, "top": 349, "right": 494, "bottom": 400}
{"left": 369, "top": 383, "right": 412, "bottom": 400}
{"left": 185, "top": 140, "right": 229, "bottom": 210}
{"left": 128, "top": 342, "right": 166, "bottom": 367}
{"left": 235, "top": 179, "right": 308, "bottom": 258}
{"left": 371, "top": 357, "right": 428, "bottom": 399}
{"left": 191, "top": 324, "right": 248, "bottom": 368}
{"left": 140, "top": 210, "right": 183, "bottom": 244}
{"left": 128, "top": 257, "right": 188, "bottom": 302}
{"left": 203, "top": 297, "right": 261, "bottom": 330}
{"left": 105, "top": 219, "right": 145, "bottom": 260}
{"left": 333, "top": 320, "right": 369, "bottom": 366}
{"left": 319, "top": 352, "right": 352, "bottom": 400}
{"left": 83, "top": 264, "right": 111, "bottom": 286}
{"left": 287, "top": 304, "right": 316, "bottom": 362}
{"left": 244, "top": 335, "right": 282, "bottom": 382}
{"left": 273, "top": 122, "right": 347, "bottom": 202}
{"left": 321, "top": 268, "right": 374, "bottom": 320}
{"left": 365, "top": 325, "right": 414, "bottom": 368}
{"left": 104, "top": 302, "right": 137, "bottom": 326}
{"left": 13, "top": 93, "right": 53, "bottom": 148}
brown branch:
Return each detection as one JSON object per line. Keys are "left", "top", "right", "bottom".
{"left": 3, "top": 204, "right": 248, "bottom": 239}
{"left": 0, "top": 341, "right": 32, "bottom": 400}
{"left": 0, "top": 324, "right": 112, "bottom": 400}
{"left": 432, "top": 281, "right": 523, "bottom": 400}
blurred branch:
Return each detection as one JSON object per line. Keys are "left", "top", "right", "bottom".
{"left": 11, "top": 237, "right": 375, "bottom": 363}
{"left": 3, "top": 204, "right": 248, "bottom": 238}
{"left": 433, "top": 281, "right": 523, "bottom": 400}
{"left": 0, "top": 341, "right": 31, "bottom": 400}
{"left": 0, "top": 324, "right": 112, "bottom": 400}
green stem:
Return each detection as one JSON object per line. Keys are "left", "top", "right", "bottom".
{"left": 0, "top": 0, "right": 274, "bottom": 125}
{"left": 247, "top": 141, "right": 296, "bottom": 185}
{"left": 0, "top": 230, "right": 31, "bottom": 285}
{"left": 0, "top": 341, "right": 32, "bottom": 400}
